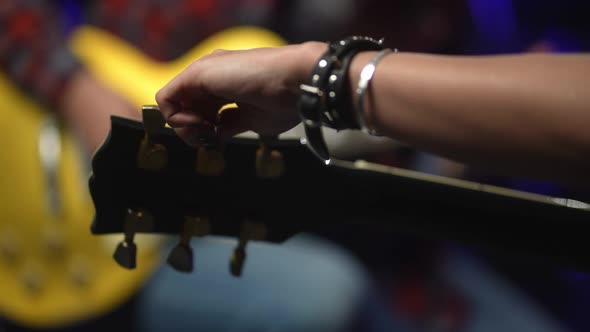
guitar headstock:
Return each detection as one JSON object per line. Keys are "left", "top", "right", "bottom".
{"left": 89, "top": 106, "right": 328, "bottom": 275}
{"left": 90, "top": 106, "right": 590, "bottom": 275}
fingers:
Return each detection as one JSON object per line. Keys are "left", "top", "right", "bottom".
{"left": 155, "top": 50, "right": 252, "bottom": 144}
{"left": 155, "top": 54, "right": 232, "bottom": 128}
{"left": 155, "top": 46, "right": 299, "bottom": 144}
{"left": 155, "top": 70, "right": 186, "bottom": 121}
{"left": 174, "top": 126, "right": 214, "bottom": 146}
{"left": 217, "top": 105, "right": 252, "bottom": 138}
{"left": 164, "top": 96, "right": 232, "bottom": 127}
{"left": 170, "top": 105, "right": 257, "bottom": 145}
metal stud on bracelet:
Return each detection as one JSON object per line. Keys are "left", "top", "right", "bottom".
{"left": 325, "top": 48, "right": 363, "bottom": 130}
{"left": 355, "top": 48, "right": 396, "bottom": 136}
{"left": 298, "top": 36, "right": 385, "bottom": 162}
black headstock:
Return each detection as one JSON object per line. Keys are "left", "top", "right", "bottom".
{"left": 89, "top": 106, "right": 590, "bottom": 275}
{"left": 89, "top": 106, "right": 326, "bottom": 274}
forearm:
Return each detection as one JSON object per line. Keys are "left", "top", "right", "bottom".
{"left": 58, "top": 70, "right": 138, "bottom": 154}
{"left": 348, "top": 52, "right": 590, "bottom": 182}
{"left": 154, "top": 41, "right": 590, "bottom": 184}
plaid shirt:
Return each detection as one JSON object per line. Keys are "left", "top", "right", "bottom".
{"left": 0, "top": 0, "right": 283, "bottom": 108}
{"left": 0, "top": 0, "right": 468, "bottom": 109}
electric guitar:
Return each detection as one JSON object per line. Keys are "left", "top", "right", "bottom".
{"left": 89, "top": 108, "right": 590, "bottom": 278}
{"left": 0, "top": 25, "right": 285, "bottom": 328}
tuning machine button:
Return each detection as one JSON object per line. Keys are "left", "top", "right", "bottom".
{"left": 196, "top": 137, "right": 225, "bottom": 176}
{"left": 256, "top": 135, "right": 284, "bottom": 178}
{"left": 0, "top": 230, "right": 19, "bottom": 264}
{"left": 43, "top": 227, "right": 66, "bottom": 260}
{"left": 69, "top": 255, "right": 93, "bottom": 288}
{"left": 113, "top": 208, "right": 154, "bottom": 269}
{"left": 167, "top": 216, "right": 210, "bottom": 272}
{"left": 21, "top": 263, "right": 44, "bottom": 295}
{"left": 113, "top": 241, "right": 137, "bottom": 269}
{"left": 230, "top": 221, "right": 267, "bottom": 277}
{"left": 137, "top": 105, "right": 168, "bottom": 171}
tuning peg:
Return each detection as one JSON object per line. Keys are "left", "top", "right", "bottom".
{"left": 113, "top": 241, "right": 137, "bottom": 269}
{"left": 42, "top": 227, "right": 66, "bottom": 260}
{"left": 137, "top": 105, "right": 168, "bottom": 171}
{"left": 68, "top": 254, "right": 93, "bottom": 288}
{"left": 256, "top": 135, "right": 284, "bottom": 178}
{"left": 0, "top": 229, "right": 19, "bottom": 264}
{"left": 113, "top": 208, "right": 154, "bottom": 269}
{"left": 21, "top": 263, "right": 44, "bottom": 295}
{"left": 167, "top": 216, "right": 210, "bottom": 272}
{"left": 195, "top": 136, "right": 225, "bottom": 176}
{"left": 230, "top": 221, "right": 267, "bottom": 277}
{"left": 230, "top": 243, "right": 246, "bottom": 277}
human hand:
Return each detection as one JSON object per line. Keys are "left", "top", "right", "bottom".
{"left": 59, "top": 70, "right": 140, "bottom": 154}
{"left": 156, "top": 42, "right": 327, "bottom": 145}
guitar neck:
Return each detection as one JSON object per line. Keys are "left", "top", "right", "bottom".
{"left": 306, "top": 160, "right": 590, "bottom": 270}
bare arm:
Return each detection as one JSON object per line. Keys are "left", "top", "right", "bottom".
{"left": 156, "top": 43, "right": 590, "bottom": 184}
{"left": 350, "top": 52, "right": 590, "bottom": 183}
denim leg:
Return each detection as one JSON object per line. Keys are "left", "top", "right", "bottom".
{"left": 135, "top": 234, "right": 399, "bottom": 332}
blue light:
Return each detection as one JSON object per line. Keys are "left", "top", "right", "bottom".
{"left": 467, "top": 0, "right": 521, "bottom": 53}
{"left": 59, "top": 0, "right": 84, "bottom": 35}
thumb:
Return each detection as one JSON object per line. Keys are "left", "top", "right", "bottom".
{"left": 217, "top": 105, "right": 255, "bottom": 138}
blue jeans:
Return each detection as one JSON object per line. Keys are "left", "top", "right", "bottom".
{"left": 136, "top": 234, "right": 402, "bottom": 332}
{"left": 137, "top": 235, "right": 571, "bottom": 332}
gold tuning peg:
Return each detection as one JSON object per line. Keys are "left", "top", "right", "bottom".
{"left": 167, "top": 216, "right": 210, "bottom": 272}
{"left": 113, "top": 208, "right": 154, "bottom": 269}
{"left": 195, "top": 136, "right": 225, "bottom": 176}
{"left": 230, "top": 221, "right": 267, "bottom": 277}
{"left": 21, "top": 262, "right": 44, "bottom": 295}
{"left": 137, "top": 105, "right": 168, "bottom": 171}
{"left": 42, "top": 227, "right": 66, "bottom": 260}
{"left": 256, "top": 135, "right": 284, "bottom": 178}
{"left": 68, "top": 254, "right": 93, "bottom": 288}
{"left": 0, "top": 229, "right": 19, "bottom": 264}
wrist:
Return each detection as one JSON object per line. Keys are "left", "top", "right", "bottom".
{"left": 286, "top": 41, "right": 328, "bottom": 93}
{"left": 296, "top": 37, "right": 386, "bottom": 161}
{"left": 348, "top": 50, "right": 388, "bottom": 135}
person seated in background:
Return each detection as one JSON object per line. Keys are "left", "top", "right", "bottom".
{"left": 7, "top": 1, "right": 585, "bottom": 331}
{"left": 2, "top": 2, "right": 478, "bottom": 332}
{"left": 0, "top": 1, "right": 405, "bottom": 331}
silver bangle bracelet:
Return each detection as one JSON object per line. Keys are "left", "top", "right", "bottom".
{"left": 355, "top": 48, "right": 396, "bottom": 135}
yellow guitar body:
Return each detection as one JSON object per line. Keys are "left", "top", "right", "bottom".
{"left": 0, "top": 25, "right": 284, "bottom": 328}
{"left": 70, "top": 25, "right": 285, "bottom": 108}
